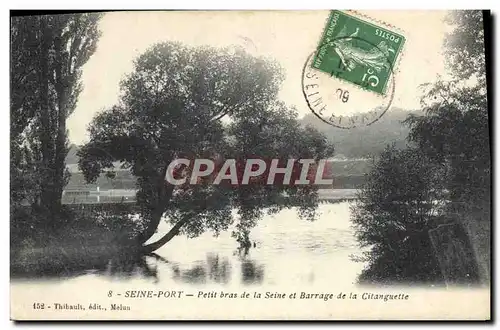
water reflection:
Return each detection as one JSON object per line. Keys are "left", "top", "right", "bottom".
{"left": 12, "top": 203, "right": 363, "bottom": 287}
{"left": 12, "top": 250, "right": 265, "bottom": 286}
{"left": 241, "top": 259, "right": 264, "bottom": 284}
{"left": 172, "top": 253, "right": 232, "bottom": 285}
{"left": 104, "top": 254, "right": 158, "bottom": 280}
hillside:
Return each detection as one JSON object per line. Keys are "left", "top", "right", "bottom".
{"left": 300, "top": 108, "right": 421, "bottom": 159}
{"left": 64, "top": 109, "right": 417, "bottom": 191}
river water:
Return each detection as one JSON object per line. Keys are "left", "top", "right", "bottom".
{"left": 12, "top": 201, "right": 365, "bottom": 290}
{"left": 134, "top": 201, "right": 363, "bottom": 287}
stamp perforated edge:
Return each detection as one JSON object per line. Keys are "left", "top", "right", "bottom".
{"left": 312, "top": 10, "right": 408, "bottom": 97}
{"left": 345, "top": 10, "right": 407, "bottom": 76}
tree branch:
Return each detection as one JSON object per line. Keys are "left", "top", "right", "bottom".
{"left": 142, "top": 216, "right": 191, "bottom": 253}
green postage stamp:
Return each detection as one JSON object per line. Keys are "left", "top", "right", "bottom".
{"left": 312, "top": 10, "right": 406, "bottom": 95}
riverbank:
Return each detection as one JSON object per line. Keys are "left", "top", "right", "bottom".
{"left": 61, "top": 188, "right": 360, "bottom": 205}
{"left": 11, "top": 202, "right": 363, "bottom": 285}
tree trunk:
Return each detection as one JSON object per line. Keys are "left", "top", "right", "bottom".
{"left": 136, "top": 167, "right": 174, "bottom": 245}
{"left": 38, "top": 17, "right": 55, "bottom": 216}
{"left": 52, "top": 38, "right": 67, "bottom": 212}
{"left": 142, "top": 216, "right": 190, "bottom": 254}
{"left": 52, "top": 132, "right": 66, "bottom": 209}
{"left": 137, "top": 207, "right": 165, "bottom": 246}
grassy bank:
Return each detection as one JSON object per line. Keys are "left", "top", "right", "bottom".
{"left": 11, "top": 204, "right": 142, "bottom": 278}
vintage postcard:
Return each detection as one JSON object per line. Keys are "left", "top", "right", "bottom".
{"left": 10, "top": 10, "right": 491, "bottom": 320}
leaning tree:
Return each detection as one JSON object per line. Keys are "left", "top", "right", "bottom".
{"left": 78, "top": 42, "right": 334, "bottom": 253}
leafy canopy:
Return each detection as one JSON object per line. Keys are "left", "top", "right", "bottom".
{"left": 78, "top": 41, "right": 334, "bottom": 245}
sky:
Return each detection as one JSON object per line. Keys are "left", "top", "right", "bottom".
{"left": 68, "top": 10, "right": 452, "bottom": 144}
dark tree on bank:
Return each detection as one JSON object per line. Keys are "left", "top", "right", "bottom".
{"left": 444, "top": 10, "right": 486, "bottom": 84}
{"left": 78, "top": 42, "right": 334, "bottom": 253}
{"left": 409, "top": 10, "right": 489, "bottom": 213}
{"left": 351, "top": 11, "right": 490, "bottom": 283}
{"left": 10, "top": 13, "right": 102, "bottom": 230}
{"left": 351, "top": 145, "right": 446, "bottom": 283}
{"left": 406, "top": 10, "right": 490, "bottom": 282}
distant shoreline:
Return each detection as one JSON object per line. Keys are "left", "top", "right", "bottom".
{"left": 61, "top": 188, "right": 360, "bottom": 205}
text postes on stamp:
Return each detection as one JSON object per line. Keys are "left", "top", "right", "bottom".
{"left": 302, "top": 10, "right": 404, "bottom": 129}
{"left": 312, "top": 10, "right": 405, "bottom": 95}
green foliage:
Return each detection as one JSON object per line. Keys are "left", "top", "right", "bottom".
{"left": 407, "top": 10, "right": 490, "bottom": 215}
{"left": 10, "top": 13, "right": 102, "bottom": 227}
{"left": 351, "top": 145, "right": 445, "bottom": 283}
{"left": 406, "top": 86, "right": 490, "bottom": 212}
{"left": 444, "top": 10, "right": 486, "bottom": 83}
{"left": 351, "top": 10, "right": 490, "bottom": 284}
{"left": 78, "top": 42, "right": 334, "bottom": 249}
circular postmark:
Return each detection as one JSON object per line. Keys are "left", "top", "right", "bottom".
{"left": 302, "top": 36, "right": 396, "bottom": 129}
